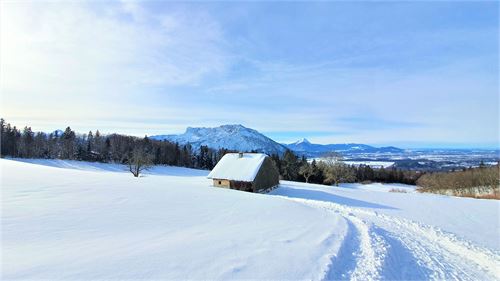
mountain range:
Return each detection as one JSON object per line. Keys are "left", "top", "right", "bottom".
{"left": 285, "top": 138, "right": 404, "bottom": 157}
{"left": 151, "top": 124, "right": 404, "bottom": 157}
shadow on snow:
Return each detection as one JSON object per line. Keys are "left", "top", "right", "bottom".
{"left": 271, "top": 185, "right": 397, "bottom": 210}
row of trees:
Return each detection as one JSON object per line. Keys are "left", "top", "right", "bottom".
{"left": 271, "top": 150, "right": 421, "bottom": 185}
{"left": 416, "top": 164, "right": 499, "bottom": 197}
{"left": 0, "top": 119, "right": 233, "bottom": 173}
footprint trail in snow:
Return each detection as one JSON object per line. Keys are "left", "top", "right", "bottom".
{"left": 277, "top": 196, "right": 500, "bottom": 281}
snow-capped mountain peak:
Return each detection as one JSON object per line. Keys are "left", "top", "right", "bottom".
{"left": 151, "top": 125, "right": 287, "bottom": 155}
{"left": 293, "top": 138, "right": 311, "bottom": 145}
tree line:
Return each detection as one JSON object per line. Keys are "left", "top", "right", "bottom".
{"left": 0, "top": 119, "right": 231, "bottom": 171}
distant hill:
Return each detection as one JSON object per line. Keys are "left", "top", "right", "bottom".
{"left": 151, "top": 124, "right": 288, "bottom": 155}
{"left": 284, "top": 138, "right": 404, "bottom": 157}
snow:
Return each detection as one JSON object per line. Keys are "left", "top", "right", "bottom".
{"left": 1, "top": 159, "right": 343, "bottom": 280}
{"left": 339, "top": 182, "right": 416, "bottom": 193}
{"left": 292, "top": 138, "right": 311, "bottom": 145}
{"left": 207, "top": 153, "right": 267, "bottom": 182}
{"left": 309, "top": 159, "right": 395, "bottom": 169}
{"left": 2, "top": 158, "right": 499, "bottom": 280}
{"left": 271, "top": 183, "right": 500, "bottom": 280}
{"left": 343, "top": 161, "right": 395, "bottom": 168}
{"left": 8, "top": 158, "right": 209, "bottom": 177}
{"left": 271, "top": 182, "right": 500, "bottom": 252}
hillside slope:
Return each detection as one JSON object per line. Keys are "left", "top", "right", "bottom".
{"left": 2, "top": 159, "right": 499, "bottom": 280}
{"left": 1, "top": 159, "right": 342, "bottom": 280}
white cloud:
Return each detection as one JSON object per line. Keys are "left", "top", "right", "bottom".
{"left": 0, "top": 1, "right": 229, "bottom": 121}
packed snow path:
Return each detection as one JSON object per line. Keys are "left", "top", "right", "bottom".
{"left": 273, "top": 186, "right": 500, "bottom": 280}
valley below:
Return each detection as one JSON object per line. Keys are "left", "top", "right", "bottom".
{"left": 327, "top": 148, "right": 500, "bottom": 171}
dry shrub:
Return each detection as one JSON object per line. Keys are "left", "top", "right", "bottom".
{"left": 460, "top": 193, "right": 500, "bottom": 200}
{"left": 389, "top": 188, "right": 408, "bottom": 193}
{"left": 475, "top": 193, "right": 500, "bottom": 200}
{"left": 416, "top": 165, "right": 500, "bottom": 200}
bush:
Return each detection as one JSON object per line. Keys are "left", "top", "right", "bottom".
{"left": 389, "top": 188, "right": 408, "bottom": 193}
{"left": 416, "top": 165, "right": 500, "bottom": 199}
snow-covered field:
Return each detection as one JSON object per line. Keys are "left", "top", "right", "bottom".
{"left": 2, "top": 159, "right": 499, "bottom": 280}
{"left": 309, "top": 159, "right": 394, "bottom": 168}
{"left": 343, "top": 161, "right": 395, "bottom": 168}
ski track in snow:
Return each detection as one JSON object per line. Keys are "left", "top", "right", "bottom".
{"left": 277, "top": 197, "right": 500, "bottom": 281}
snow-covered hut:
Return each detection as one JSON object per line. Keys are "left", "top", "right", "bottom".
{"left": 207, "top": 153, "right": 279, "bottom": 193}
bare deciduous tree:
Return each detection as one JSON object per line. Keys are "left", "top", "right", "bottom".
{"left": 127, "top": 147, "right": 153, "bottom": 177}
{"left": 318, "top": 155, "right": 356, "bottom": 186}
{"left": 299, "top": 163, "right": 316, "bottom": 183}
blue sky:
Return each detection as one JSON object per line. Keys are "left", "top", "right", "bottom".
{"left": 1, "top": 1, "right": 498, "bottom": 148}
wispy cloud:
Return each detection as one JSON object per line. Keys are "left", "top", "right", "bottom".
{"left": 0, "top": 1, "right": 498, "bottom": 147}
{"left": 1, "top": 0, "right": 230, "bottom": 121}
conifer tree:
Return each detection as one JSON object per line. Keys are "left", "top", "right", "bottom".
{"left": 61, "top": 127, "right": 76, "bottom": 159}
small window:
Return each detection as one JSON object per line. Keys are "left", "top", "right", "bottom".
{"left": 218, "top": 181, "right": 222, "bottom": 185}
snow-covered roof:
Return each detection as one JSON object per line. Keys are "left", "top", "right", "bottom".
{"left": 207, "top": 153, "right": 268, "bottom": 182}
